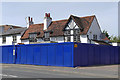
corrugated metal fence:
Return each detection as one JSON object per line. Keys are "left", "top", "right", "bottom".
{"left": 1, "top": 42, "right": 120, "bottom": 67}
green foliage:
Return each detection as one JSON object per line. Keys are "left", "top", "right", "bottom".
{"left": 102, "top": 30, "right": 111, "bottom": 39}
{"left": 110, "top": 35, "right": 120, "bottom": 42}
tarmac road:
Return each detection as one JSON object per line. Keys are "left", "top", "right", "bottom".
{"left": 1, "top": 64, "right": 119, "bottom": 78}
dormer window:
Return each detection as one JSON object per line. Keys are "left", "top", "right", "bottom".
{"left": 29, "top": 32, "right": 38, "bottom": 42}
{"left": 44, "top": 32, "right": 50, "bottom": 41}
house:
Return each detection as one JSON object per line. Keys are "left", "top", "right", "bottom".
{"left": 0, "top": 25, "right": 27, "bottom": 46}
{"left": 21, "top": 13, "right": 107, "bottom": 44}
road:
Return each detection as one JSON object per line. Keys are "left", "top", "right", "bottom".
{"left": 1, "top": 64, "right": 119, "bottom": 78}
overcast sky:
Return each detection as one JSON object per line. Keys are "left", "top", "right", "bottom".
{"left": 2, "top": 2, "right": 118, "bottom": 36}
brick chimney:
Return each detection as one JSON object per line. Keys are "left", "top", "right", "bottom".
{"left": 26, "top": 16, "right": 34, "bottom": 28}
{"left": 44, "top": 13, "right": 52, "bottom": 30}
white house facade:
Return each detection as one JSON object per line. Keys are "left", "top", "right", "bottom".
{"left": 0, "top": 25, "right": 26, "bottom": 46}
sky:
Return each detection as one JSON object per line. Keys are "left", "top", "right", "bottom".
{"left": 1, "top": 2, "right": 118, "bottom": 36}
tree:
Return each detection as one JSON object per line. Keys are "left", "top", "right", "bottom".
{"left": 110, "top": 35, "right": 120, "bottom": 42}
{"left": 102, "top": 30, "right": 111, "bottom": 39}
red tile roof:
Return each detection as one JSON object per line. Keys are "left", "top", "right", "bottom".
{"left": 21, "top": 15, "right": 95, "bottom": 40}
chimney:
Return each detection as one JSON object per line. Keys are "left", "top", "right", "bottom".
{"left": 44, "top": 13, "right": 52, "bottom": 30}
{"left": 26, "top": 16, "right": 34, "bottom": 28}
{"left": 0, "top": 26, "right": 4, "bottom": 34}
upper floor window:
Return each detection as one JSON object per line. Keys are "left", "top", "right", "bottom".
{"left": 2, "top": 36, "right": 6, "bottom": 43}
{"left": 13, "top": 35, "right": 17, "bottom": 42}
{"left": 64, "top": 30, "right": 71, "bottom": 35}
{"left": 74, "top": 29, "right": 80, "bottom": 34}
{"left": 44, "top": 32, "right": 50, "bottom": 41}
{"left": 93, "top": 35, "right": 97, "bottom": 40}
{"left": 29, "top": 33, "right": 37, "bottom": 42}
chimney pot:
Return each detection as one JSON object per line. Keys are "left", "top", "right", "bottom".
{"left": 45, "top": 13, "right": 48, "bottom": 17}
{"left": 48, "top": 13, "right": 50, "bottom": 17}
{"left": 31, "top": 17, "right": 33, "bottom": 22}
{"left": 28, "top": 16, "right": 30, "bottom": 21}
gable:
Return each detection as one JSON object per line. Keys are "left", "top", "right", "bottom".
{"left": 87, "top": 16, "right": 102, "bottom": 40}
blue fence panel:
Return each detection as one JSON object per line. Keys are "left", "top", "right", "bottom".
{"left": 117, "top": 46, "right": 120, "bottom": 64}
{"left": 20, "top": 46, "right": 27, "bottom": 64}
{"left": 64, "top": 44, "right": 73, "bottom": 67}
{"left": 33, "top": 45, "right": 41, "bottom": 65}
{"left": 74, "top": 43, "right": 80, "bottom": 67}
{"left": 8, "top": 46, "right": 14, "bottom": 64}
{"left": 0, "top": 46, "right": 2, "bottom": 63}
{"left": 114, "top": 46, "right": 119, "bottom": 64}
{"left": 109, "top": 46, "right": 115, "bottom": 64}
{"left": 40, "top": 45, "right": 48, "bottom": 66}
{"left": 80, "top": 44, "right": 89, "bottom": 66}
{"left": 56, "top": 44, "right": 64, "bottom": 66}
{"left": 2, "top": 46, "right": 8, "bottom": 63}
{"left": 88, "top": 45, "right": 95, "bottom": 66}
{"left": 15, "top": 45, "right": 21, "bottom": 64}
{"left": 47, "top": 44, "right": 56, "bottom": 66}
{"left": 26, "top": 46, "right": 34, "bottom": 65}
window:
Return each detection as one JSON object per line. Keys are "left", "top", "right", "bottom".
{"left": 74, "top": 36, "right": 76, "bottom": 42}
{"left": 76, "top": 29, "right": 80, "bottom": 34}
{"left": 77, "top": 35, "right": 80, "bottom": 42}
{"left": 2, "top": 36, "right": 6, "bottom": 43}
{"left": 68, "top": 30, "right": 70, "bottom": 35}
{"left": 93, "top": 35, "right": 97, "bottom": 40}
{"left": 67, "top": 36, "right": 70, "bottom": 42}
{"left": 74, "top": 29, "right": 80, "bottom": 34}
{"left": 13, "top": 35, "right": 17, "bottom": 42}
{"left": 29, "top": 33, "right": 37, "bottom": 42}
{"left": 44, "top": 32, "right": 50, "bottom": 41}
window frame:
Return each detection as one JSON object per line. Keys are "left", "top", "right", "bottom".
{"left": 93, "top": 34, "right": 97, "bottom": 40}
{"left": 12, "top": 35, "right": 17, "bottom": 42}
{"left": 2, "top": 36, "right": 6, "bottom": 43}
{"left": 29, "top": 33, "right": 37, "bottom": 42}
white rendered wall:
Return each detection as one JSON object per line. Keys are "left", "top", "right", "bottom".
{"left": 0, "top": 37, "right": 2, "bottom": 46}
{"left": 17, "top": 34, "right": 22, "bottom": 44}
{"left": 50, "top": 36, "right": 64, "bottom": 43}
{"left": 21, "top": 39, "right": 29, "bottom": 44}
{"left": 0, "top": 34, "right": 23, "bottom": 46}
{"left": 87, "top": 17, "right": 102, "bottom": 40}
{"left": 112, "top": 43, "right": 120, "bottom": 46}
{"left": 6, "top": 36, "right": 13, "bottom": 45}
{"left": 80, "top": 35, "right": 88, "bottom": 43}
{"left": 37, "top": 38, "right": 44, "bottom": 42}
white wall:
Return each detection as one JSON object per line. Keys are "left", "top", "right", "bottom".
{"left": 50, "top": 36, "right": 64, "bottom": 43}
{"left": 0, "top": 36, "right": 2, "bottom": 46}
{"left": 21, "top": 39, "right": 29, "bottom": 44}
{"left": 112, "top": 43, "right": 120, "bottom": 46}
{"left": 17, "top": 34, "right": 22, "bottom": 44}
{"left": 87, "top": 17, "right": 102, "bottom": 40}
{"left": 80, "top": 35, "right": 88, "bottom": 43}
{"left": 0, "top": 34, "right": 23, "bottom": 46}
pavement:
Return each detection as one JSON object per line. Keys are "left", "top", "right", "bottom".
{"left": 0, "top": 64, "right": 119, "bottom": 78}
